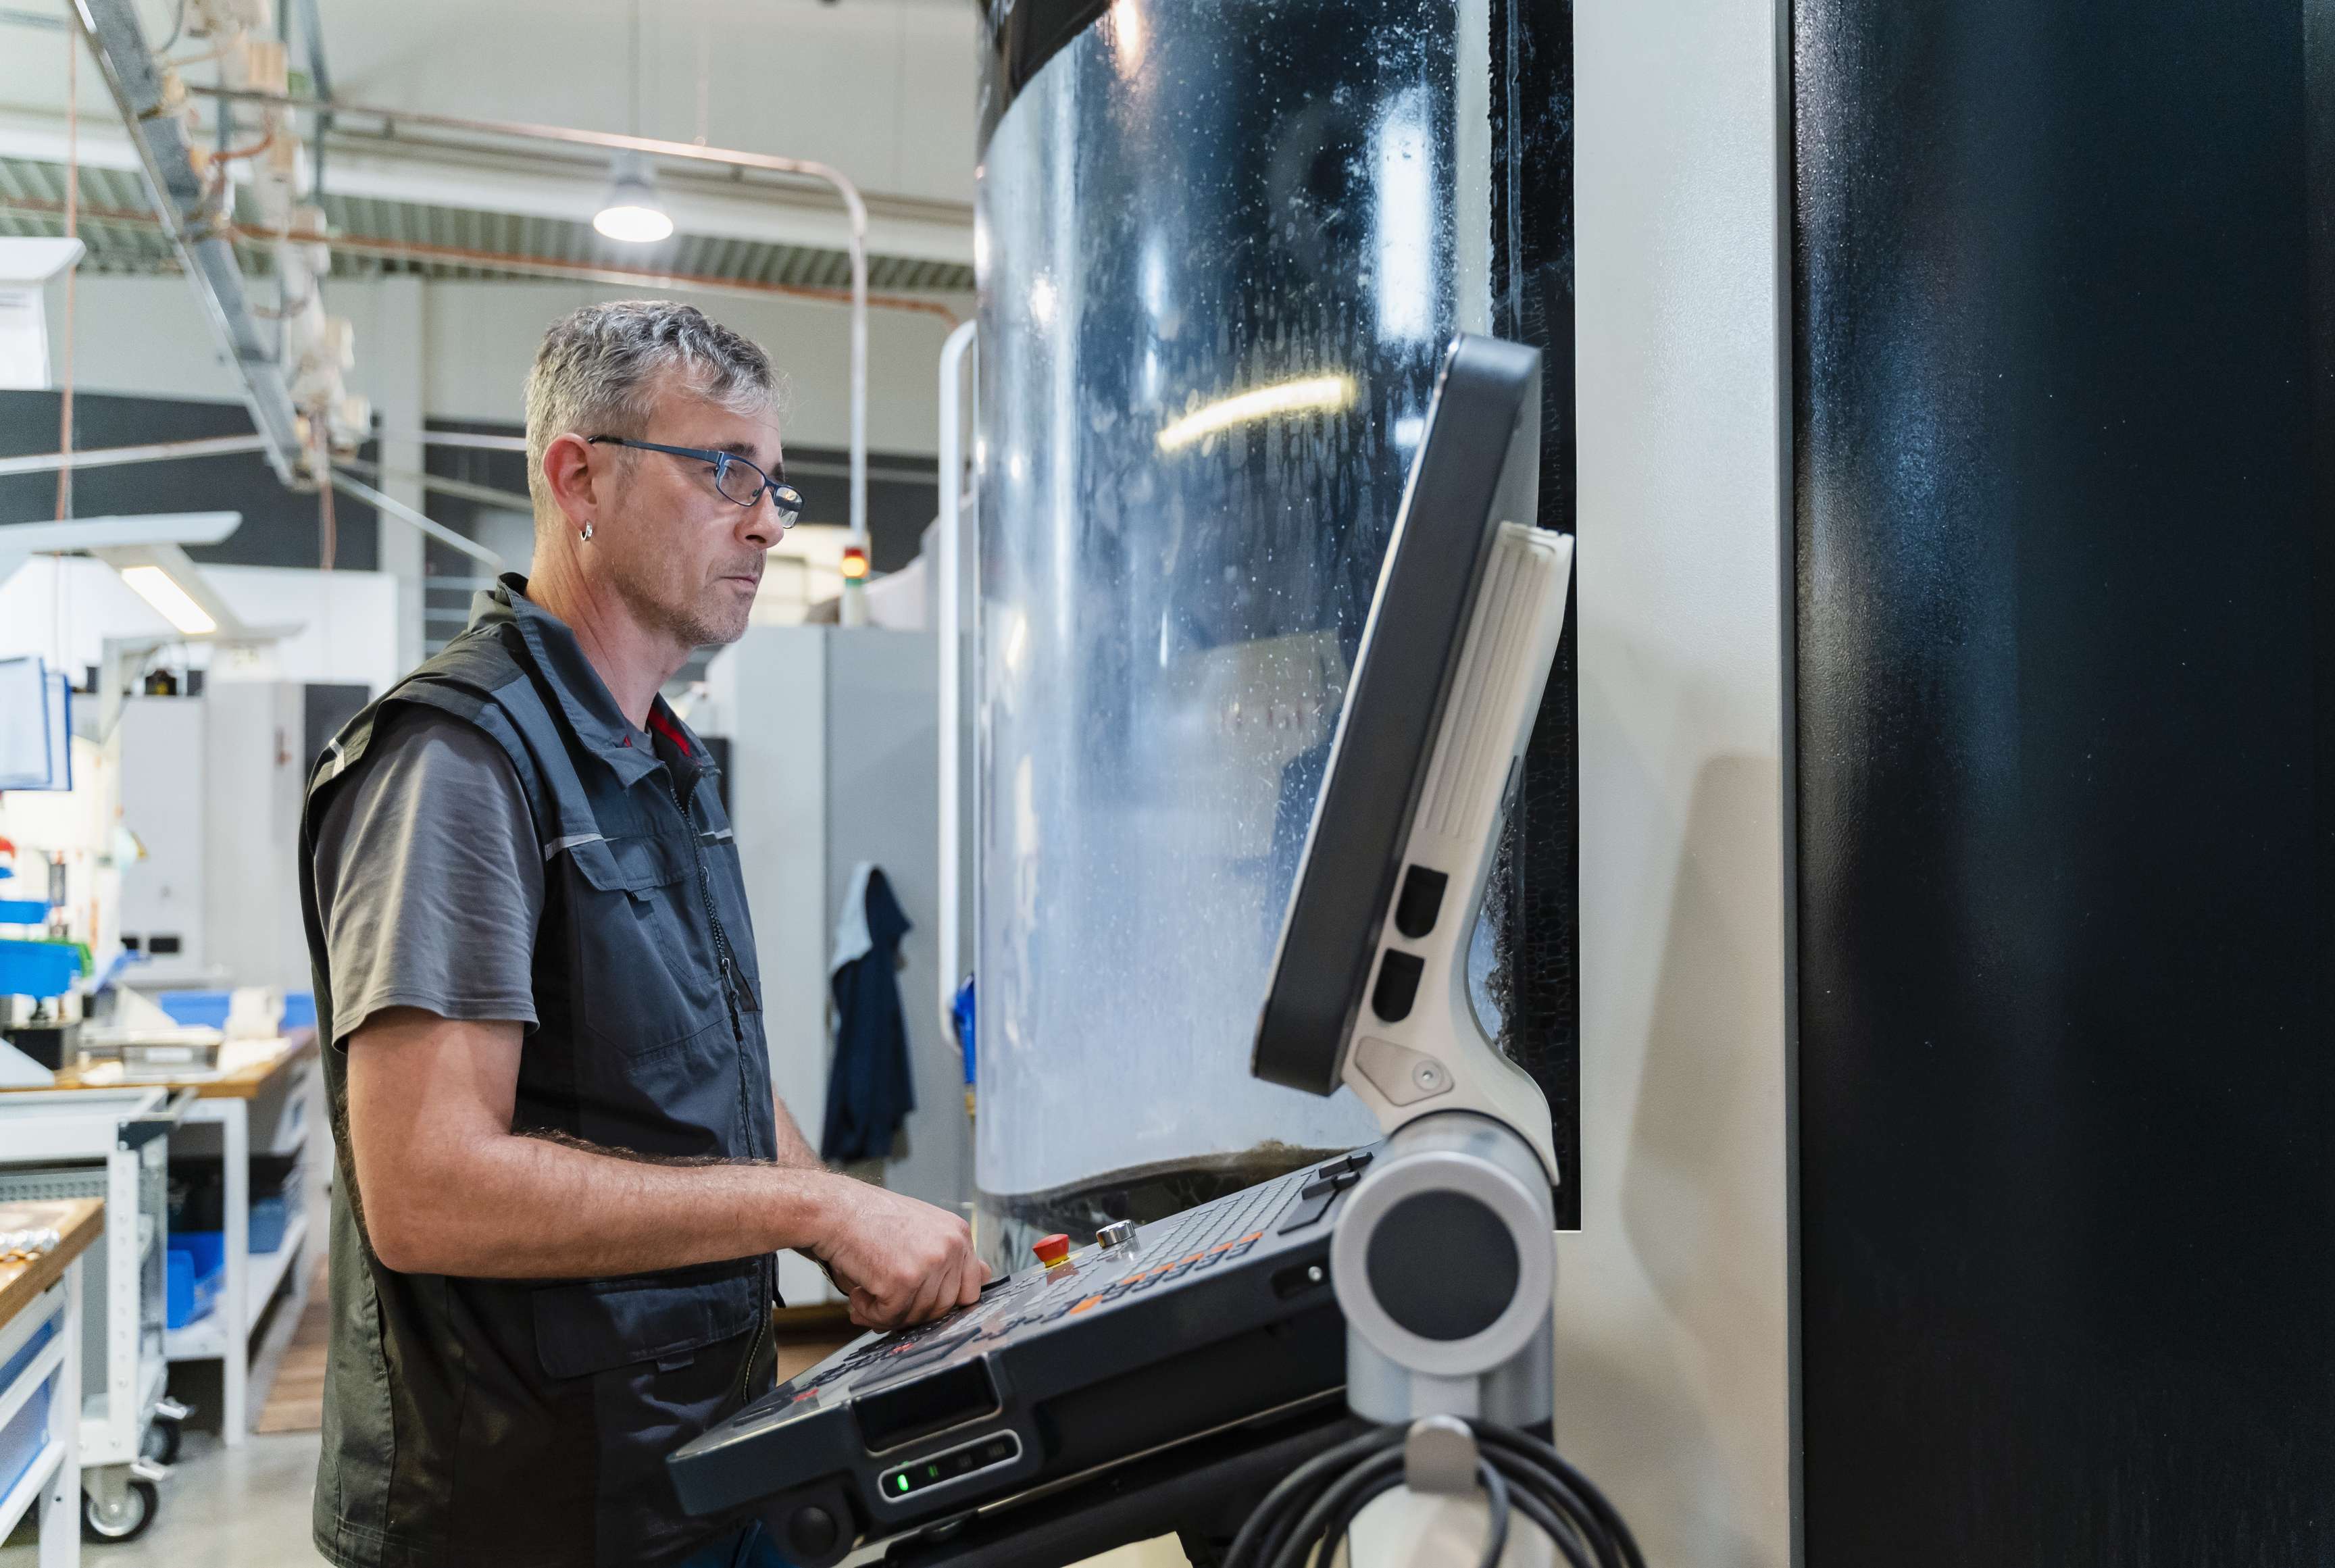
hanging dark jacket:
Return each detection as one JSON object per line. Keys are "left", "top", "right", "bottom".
{"left": 820, "top": 865, "right": 916, "bottom": 1162}
{"left": 299, "top": 576, "right": 779, "bottom": 1568}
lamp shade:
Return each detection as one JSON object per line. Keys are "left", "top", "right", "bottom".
{"left": 594, "top": 154, "right": 674, "bottom": 244}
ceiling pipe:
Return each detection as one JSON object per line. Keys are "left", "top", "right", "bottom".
{"left": 0, "top": 193, "right": 961, "bottom": 322}
{"left": 196, "top": 85, "right": 877, "bottom": 548}
{"left": 70, "top": 0, "right": 307, "bottom": 484}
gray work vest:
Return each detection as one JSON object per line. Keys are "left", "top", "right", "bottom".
{"left": 299, "top": 576, "right": 780, "bottom": 1568}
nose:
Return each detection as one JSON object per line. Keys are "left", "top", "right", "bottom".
{"left": 738, "top": 489, "right": 782, "bottom": 549}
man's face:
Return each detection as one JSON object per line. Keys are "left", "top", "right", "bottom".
{"left": 595, "top": 372, "right": 784, "bottom": 650}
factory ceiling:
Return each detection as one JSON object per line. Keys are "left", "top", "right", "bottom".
{"left": 0, "top": 153, "right": 974, "bottom": 301}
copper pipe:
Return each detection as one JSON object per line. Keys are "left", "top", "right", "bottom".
{"left": 0, "top": 193, "right": 963, "bottom": 322}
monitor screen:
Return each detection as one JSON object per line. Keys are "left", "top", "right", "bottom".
{"left": 1251, "top": 335, "right": 1543, "bottom": 1096}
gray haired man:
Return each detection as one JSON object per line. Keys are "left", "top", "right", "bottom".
{"left": 299, "top": 300, "right": 985, "bottom": 1568}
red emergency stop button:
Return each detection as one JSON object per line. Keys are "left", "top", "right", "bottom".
{"left": 1033, "top": 1234, "right": 1071, "bottom": 1268}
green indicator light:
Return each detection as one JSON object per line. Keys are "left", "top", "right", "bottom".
{"left": 893, "top": 1475, "right": 909, "bottom": 1494}
{"left": 926, "top": 1465, "right": 940, "bottom": 1480}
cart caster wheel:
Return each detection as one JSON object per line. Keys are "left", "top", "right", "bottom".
{"left": 82, "top": 1479, "right": 157, "bottom": 1543}
{"left": 142, "top": 1416, "right": 182, "bottom": 1466}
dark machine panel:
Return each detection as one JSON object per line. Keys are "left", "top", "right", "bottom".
{"left": 1792, "top": 0, "right": 2335, "bottom": 1561}
{"left": 668, "top": 1150, "right": 1378, "bottom": 1554}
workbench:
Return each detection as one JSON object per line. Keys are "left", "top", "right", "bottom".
{"left": 1, "top": 1031, "right": 320, "bottom": 1447}
{"left": 0, "top": 1197, "right": 101, "bottom": 1567}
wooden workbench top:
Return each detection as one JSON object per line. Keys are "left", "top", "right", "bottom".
{"left": 0, "top": 1028, "right": 318, "bottom": 1100}
{"left": 0, "top": 1198, "right": 103, "bottom": 1332}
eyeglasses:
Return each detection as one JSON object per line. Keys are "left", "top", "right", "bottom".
{"left": 586, "top": 436, "right": 804, "bottom": 529}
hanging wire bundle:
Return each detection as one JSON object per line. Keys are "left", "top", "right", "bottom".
{"left": 1222, "top": 1419, "right": 1644, "bottom": 1568}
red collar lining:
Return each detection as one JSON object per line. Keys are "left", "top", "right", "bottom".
{"left": 647, "top": 709, "right": 693, "bottom": 756}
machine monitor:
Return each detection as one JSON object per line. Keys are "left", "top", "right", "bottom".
{"left": 1252, "top": 334, "right": 1571, "bottom": 1185}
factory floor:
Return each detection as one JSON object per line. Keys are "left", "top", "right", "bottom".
{"left": 1, "top": 1429, "right": 1191, "bottom": 1568}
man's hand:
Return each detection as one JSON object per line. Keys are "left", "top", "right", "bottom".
{"left": 809, "top": 1182, "right": 988, "bottom": 1330}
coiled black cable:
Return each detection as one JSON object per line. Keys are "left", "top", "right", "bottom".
{"left": 1221, "top": 1419, "right": 1642, "bottom": 1568}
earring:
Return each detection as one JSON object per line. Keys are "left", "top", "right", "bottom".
{"left": 580, "top": 521, "right": 594, "bottom": 542}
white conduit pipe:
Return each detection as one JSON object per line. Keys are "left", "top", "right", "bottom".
{"left": 0, "top": 433, "right": 272, "bottom": 476}
{"left": 328, "top": 470, "right": 505, "bottom": 570}
{"left": 935, "top": 317, "right": 978, "bottom": 1038}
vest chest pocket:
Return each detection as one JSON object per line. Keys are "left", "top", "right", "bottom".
{"left": 561, "top": 833, "right": 727, "bottom": 1053}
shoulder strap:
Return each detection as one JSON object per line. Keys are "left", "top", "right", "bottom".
{"left": 305, "top": 622, "right": 598, "bottom": 862}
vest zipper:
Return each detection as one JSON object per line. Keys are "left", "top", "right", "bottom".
{"left": 671, "top": 769, "right": 778, "bottom": 1373}
{"left": 671, "top": 776, "right": 755, "bottom": 1149}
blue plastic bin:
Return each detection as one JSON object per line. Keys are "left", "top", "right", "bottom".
{"left": 166, "top": 1232, "right": 227, "bottom": 1328}
{"left": 0, "top": 940, "right": 78, "bottom": 999}
{"left": 282, "top": 991, "right": 316, "bottom": 1032}
{"left": 0, "top": 899, "right": 49, "bottom": 924}
{"left": 249, "top": 1196, "right": 288, "bottom": 1254}
{"left": 0, "top": 1317, "right": 57, "bottom": 1499}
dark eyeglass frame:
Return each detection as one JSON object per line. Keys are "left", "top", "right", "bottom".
{"left": 586, "top": 435, "right": 803, "bottom": 530}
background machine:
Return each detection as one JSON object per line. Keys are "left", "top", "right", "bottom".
{"left": 671, "top": 338, "right": 1638, "bottom": 1568}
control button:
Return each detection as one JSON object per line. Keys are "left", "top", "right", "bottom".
{"left": 1033, "top": 1234, "right": 1072, "bottom": 1268}
{"left": 787, "top": 1506, "right": 840, "bottom": 1558}
{"left": 1394, "top": 865, "right": 1449, "bottom": 940}
{"left": 1279, "top": 1191, "right": 1336, "bottom": 1234}
{"left": 1345, "top": 1150, "right": 1374, "bottom": 1172}
{"left": 1371, "top": 950, "right": 1425, "bottom": 1023}
{"left": 1097, "top": 1219, "right": 1138, "bottom": 1253}
{"left": 1301, "top": 1168, "right": 1360, "bottom": 1201}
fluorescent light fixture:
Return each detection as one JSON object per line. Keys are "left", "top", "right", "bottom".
{"left": 0, "top": 236, "right": 88, "bottom": 390}
{"left": 594, "top": 154, "right": 674, "bottom": 244}
{"left": 1156, "top": 374, "right": 1359, "bottom": 453}
{"left": 117, "top": 564, "right": 218, "bottom": 636}
{"left": 0, "top": 513, "right": 243, "bottom": 598}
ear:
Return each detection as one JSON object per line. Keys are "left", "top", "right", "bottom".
{"left": 539, "top": 432, "right": 603, "bottom": 532}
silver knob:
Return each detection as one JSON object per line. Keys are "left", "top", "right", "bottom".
{"left": 1096, "top": 1219, "right": 1138, "bottom": 1253}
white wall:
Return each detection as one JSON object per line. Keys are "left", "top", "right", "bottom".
{"left": 1563, "top": 2, "right": 1792, "bottom": 1567}
{"left": 45, "top": 274, "right": 965, "bottom": 458}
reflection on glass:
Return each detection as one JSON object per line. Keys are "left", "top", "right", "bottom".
{"left": 976, "top": 0, "right": 1463, "bottom": 1204}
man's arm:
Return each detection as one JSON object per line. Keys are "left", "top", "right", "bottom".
{"left": 770, "top": 1092, "right": 824, "bottom": 1171}
{"left": 348, "top": 1007, "right": 985, "bottom": 1326}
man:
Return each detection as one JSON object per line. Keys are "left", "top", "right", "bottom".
{"left": 299, "top": 300, "right": 986, "bottom": 1568}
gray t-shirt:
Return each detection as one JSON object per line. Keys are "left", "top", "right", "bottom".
{"left": 311, "top": 706, "right": 545, "bottom": 1044}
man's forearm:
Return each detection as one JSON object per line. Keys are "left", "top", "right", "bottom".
{"left": 771, "top": 1096, "right": 824, "bottom": 1170}
{"left": 366, "top": 1131, "right": 837, "bottom": 1278}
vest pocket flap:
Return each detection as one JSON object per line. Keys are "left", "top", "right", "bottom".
{"left": 567, "top": 833, "right": 692, "bottom": 896}
{"left": 532, "top": 1266, "right": 761, "bottom": 1380}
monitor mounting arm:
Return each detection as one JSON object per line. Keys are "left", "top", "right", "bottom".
{"left": 1336, "top": 522, "right": 1574, "bottom": 1192}
{"left": 1332, "top": 520, "right": 1572, "bottom": 1444}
